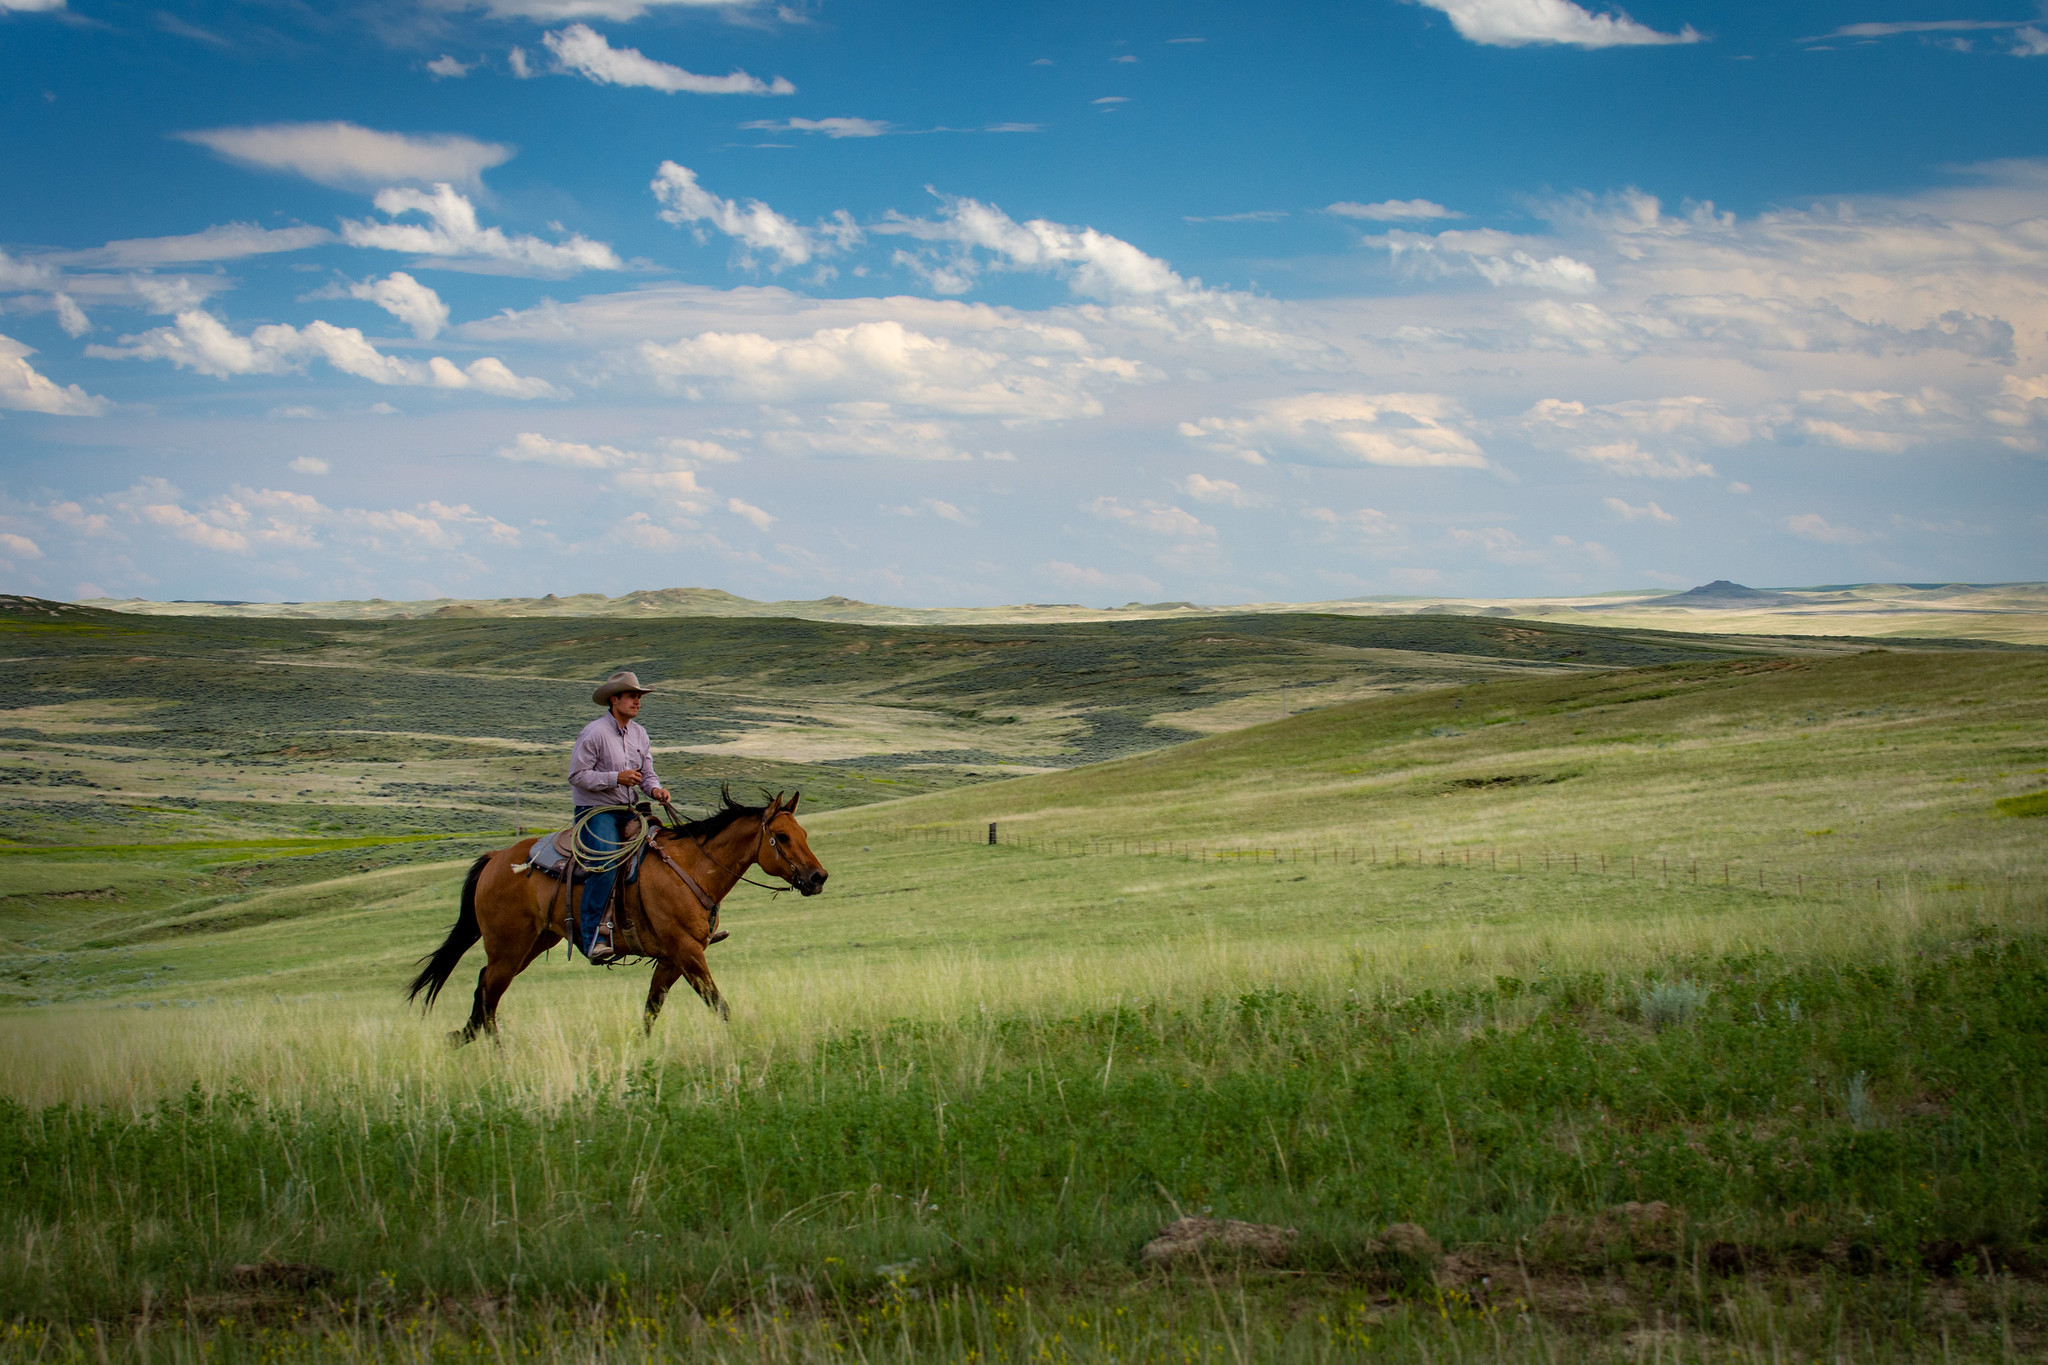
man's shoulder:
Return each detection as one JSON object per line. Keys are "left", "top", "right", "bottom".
{"left": 573, "top": 714, "right": 613, "bottom": 741}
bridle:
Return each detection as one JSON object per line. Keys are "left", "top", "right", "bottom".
{"left": 653, "top": 801, "right": 802, "bottom": 902}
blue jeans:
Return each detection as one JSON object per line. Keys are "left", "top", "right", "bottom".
{"left": 574, "top": 807, "right": 627, "bottom": 953}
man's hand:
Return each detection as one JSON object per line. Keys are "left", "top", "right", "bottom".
{"left": 617, "top": 768, "right": 643, "bottom": 789}
{"left": 648, "top": 786, "right": 670, "bottom": 803}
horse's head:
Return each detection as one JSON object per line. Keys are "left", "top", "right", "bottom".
{"left": 757, "top": 791, "right": 828, "bottom": 895}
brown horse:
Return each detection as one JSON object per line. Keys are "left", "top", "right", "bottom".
{"left": 407, "top": 790, "right": 827, "bottom": 1042}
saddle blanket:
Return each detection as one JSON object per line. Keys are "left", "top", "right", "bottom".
{"left": 522, "top": 828, "right": 573, "bottom": 875}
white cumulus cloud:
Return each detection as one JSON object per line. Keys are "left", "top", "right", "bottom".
{"left": 496, "top": 432, "right": 733, "bottom": 512}
{"left": 140, "top": 500, "right": 250, "bottom": 552}
{"left": 611, "top": 467, "right": 713, "bottom": 513}
{"left": 1371, "top": 228, "right": 1598, "bottom": 292}
{"left": 0, "top": 333, "right": 111, "bottom": 416}
{"left": 1602, "top": 496, "right": 1674, "bottom": 522}
{"left": 176, "top": 122, "right": 514, "bottom": 191}
{"left": 50, "top": 293, "right": 90, "bottom": 338}
{"left": 0, "top": 533, "right": 43, "bottom": 561}
{"left": 341, "top": 184, "right": 623, "bottom": 276}
{"left": 544, "top": 24, "right": 794, "bottom": 95}
{"left": 90, "top": 310, "right": 560, "bottom": 398}
{"left": 637, "top": 320, "right": 1143, "bottom": 420}
{"left": 498, "top": 432, "right": 649, "bottom": 467}
{"left": 1413, "top": 0, "right": 1702, "bottom": 49}
{"left": 882, "top": 497, "right": 974, "bottom": 523}
{"left": 651, "top": 163, "right": 842, "bottom": 268}
{"left": 1088, "top": 497, "right": 1215, "bottom": 538}
{"left": 460, "top": 0, "right": 764, "bottom": 20}
{"left": 0, "top": 249, "right": 55, "bottom": 291}
{"left": 874, "top": 193, "right": 1197, "bottom": 301}
{"left": 1520, "top": 396, "right": 1743, "bottom": 478}
{"left": 348, "top": 272, "right": 450, "bottom": 340}
{"left": 1182, "top": 392, "right": 1488, "bottom": 469}
{"left": 125, "top": 481, "right": 521, "bottom": 556}
{"left": 1176, "top": 473, "right": 1267, "bottom": 507}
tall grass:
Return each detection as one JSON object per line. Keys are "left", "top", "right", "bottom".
{"left": 1, "top": 872, "right": 2025, "bottom": 1114}
{"left": 4, "top": 882, "right": 2042, "bottom": 1290}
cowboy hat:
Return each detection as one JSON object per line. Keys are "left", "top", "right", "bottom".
{"left": 592, "top": 671, "right": 656, "bottom": 705}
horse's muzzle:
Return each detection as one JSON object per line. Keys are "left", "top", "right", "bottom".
{"left": 797, "top": 870, "right": 827, "bottom": 896}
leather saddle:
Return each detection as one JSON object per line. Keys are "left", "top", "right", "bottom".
{"left": 511, "top": 816, "right": 660, "bottom": 961}
{"left": 515, "top": 816, "right": 644, "bottom": 880}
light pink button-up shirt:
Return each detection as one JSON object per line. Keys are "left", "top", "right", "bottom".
{"left": 569, "top": 714, "right": 662, "bottom": 808}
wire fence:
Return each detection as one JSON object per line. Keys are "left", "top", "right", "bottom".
{"left": 837, "top": 822, "right": 2038, "bottom": 901}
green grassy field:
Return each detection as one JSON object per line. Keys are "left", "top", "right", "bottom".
{"left": 1, "top": 617, "right": 2045, "bottom": 1362}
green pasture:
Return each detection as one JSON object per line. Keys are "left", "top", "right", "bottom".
{"left": 0, "top": 634, "right": 2045, "bottom": 1362}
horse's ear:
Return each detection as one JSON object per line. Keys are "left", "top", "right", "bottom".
{"left": 786, "top": 790, "right": 800, "bottom": 814}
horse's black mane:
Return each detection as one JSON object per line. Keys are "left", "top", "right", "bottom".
{"left": 667, "top": 783, "right": 769, "bottom": 842}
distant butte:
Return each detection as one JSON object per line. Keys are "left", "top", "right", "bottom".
{"left": 1664, "top": 580, "right": 1810, "bottom": 609}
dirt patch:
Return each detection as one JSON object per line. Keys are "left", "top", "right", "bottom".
{"left": 227, "top": 1262, "right": 336, "bottom": 1291}
{"left": 1368, "top": 1222, "right": 1441, "bottom": 1263}
{"left": 1141, "top": 1218, "right": 1296, "bottom": 1266}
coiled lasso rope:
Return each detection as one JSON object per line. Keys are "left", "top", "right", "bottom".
{"left": 563, "top": 801, "right": 662, "bottom": 876}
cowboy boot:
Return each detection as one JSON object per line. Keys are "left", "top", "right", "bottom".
{"left": 588, "top": 882, "right": 622, "bottom": 964}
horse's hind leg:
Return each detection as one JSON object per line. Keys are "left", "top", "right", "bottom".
{"left": 643, "top": 960, "right": 683, "bottom": 1035}
{"left": 457, "top": 934, "right": 556, "bottom": 1045}
{"left": 457, "top": 963, "right": 495, "bottom": 1045}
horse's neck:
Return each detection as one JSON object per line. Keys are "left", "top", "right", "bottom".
{"left": 688, "top": 821, "right": 758, "bottom": 896}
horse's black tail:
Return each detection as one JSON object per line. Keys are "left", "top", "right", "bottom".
{"left": 407, "top": 854, "right": 490, "bottom": 1011}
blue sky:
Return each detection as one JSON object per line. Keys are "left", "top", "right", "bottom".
{"left": 3, "top": 0, "right": 2046, "bottom": 605}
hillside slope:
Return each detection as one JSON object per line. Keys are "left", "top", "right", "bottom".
{"left": 84, "top": 579, "right": 2048, "bottom": 643}
{"left": 5, "top": 596, "right": 1890, "bottom": 851}
{"left": 823, "top": 648, "right": 2048, "bottom": 882}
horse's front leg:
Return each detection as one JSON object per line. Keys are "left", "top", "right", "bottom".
{"left": 676, "top": 941, "right": 728, "bottom": 1021}
{"left": 643, "top": 960, "right": 683, "bottom": 1034}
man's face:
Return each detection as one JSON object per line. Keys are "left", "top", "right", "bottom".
{"left": 612, "top": 691, "right": 645, "bottom": 723}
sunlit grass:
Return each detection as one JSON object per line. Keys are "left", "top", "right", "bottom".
{"left": 4, "top": 861, "right": 2031, "bottom": 1115}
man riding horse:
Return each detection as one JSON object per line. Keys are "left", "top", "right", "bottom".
{"left": 406, "top": 672, "right": 828, "bottom": 1041}
{"left": 570, "top": 670, "right": 725, "bottom": 963}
